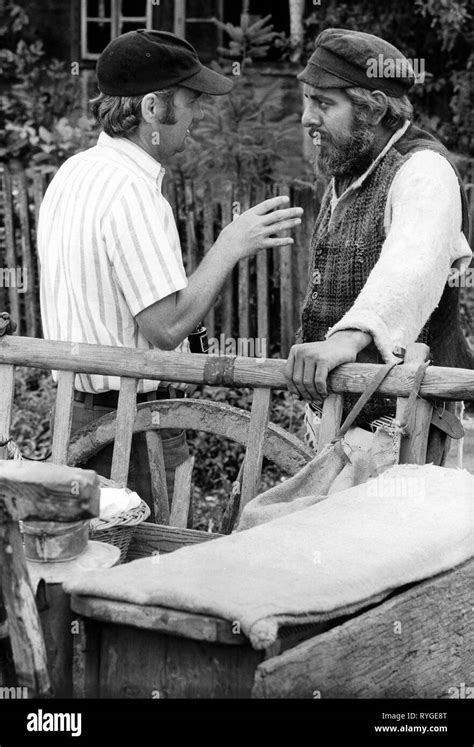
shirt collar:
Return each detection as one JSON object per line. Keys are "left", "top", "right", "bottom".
{"left": 331, "top": 119, "right": 411, "bottom": 203}
{"left": 97, "top": 131, "right": 166, "bottom": 191}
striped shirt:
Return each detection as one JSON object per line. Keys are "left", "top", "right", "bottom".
{"left": 38, "top": 132, "right": 188, "bottom": 392}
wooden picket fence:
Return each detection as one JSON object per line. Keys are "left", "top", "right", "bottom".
{"left": 1, "top": 160, "right": 473, "bottom": 357}
{"left": 0, "top": 163, "right": 324, "bottom": 357}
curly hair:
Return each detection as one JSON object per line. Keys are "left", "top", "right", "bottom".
{"left": 345, "top": 86, "right": 413, "bottom": 130}
{"left": 89, "top": 87, "right": 178, "bottom": 137}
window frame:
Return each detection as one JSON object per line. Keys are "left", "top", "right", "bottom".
{"left": 81, "top": 0, "right": 153, "bottom": 60}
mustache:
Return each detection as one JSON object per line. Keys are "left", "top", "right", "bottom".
{"left": 308, "top": 128, "right": 328, "bottom": 140}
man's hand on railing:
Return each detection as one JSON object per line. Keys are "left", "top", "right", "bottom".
{"left": 285, "top": 330, "right": 372, "bottom": 402}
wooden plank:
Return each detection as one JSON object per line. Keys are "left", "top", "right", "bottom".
{"left": 0, "top": 461, "right": 100, "bottom": 522}
{"left": 110, "top": 377, "right": 137, "bottom": 486}
{"left": 202, "top": 185, "right": 215, "bottom": 339}
{"left": 0, "top": 336, "right": 473, "bottom": 399}
{"left": 51, "top": 370, "right": 75, "bottom": 464}
{"left": 239, "top": 388, "right": 271, "bottom": 512}
{"left": 145, "top": 430, "right": 170, "bottom": 524}
{"left": 1, "top": 168, "right": 20, "bottom": 328}
{"left": 276, "top": 184, "right": 294, "bottom": 357}
{"left": 220, "top": 183, "right": 234, "bottom": 336}
{"left": 253, "top": 557, "right": 474, "bottom": 698}
{"left": 38, "top": 582, "right": 74, "bottom": 697}
{"left": 317, "top": 393, "right": 344, "bottom": 451}
{"left": 184, "top": 180, "right": 197, "bottom": 274}
{"left": 169, "top": 455, "right": 194, "bottom": 528}
{"left": 15, "top": 167, "right": 36, "bottom": 337}
{"left": 395, "top": 343, "right": 433, "bottom": 465}
{"left": 238, "top": 190, "right": 250, "bottom": 340}
{"left": 71, "top": 595, "right": 246, "bottom": 646}
{"left": 98, "top": 624, "right": 261, "bottom": 698}
{"left": 219, "top": 462, "right": 244, "bottom": 534}
{"left": 0, "top": 364, "right": 14, "bottom": 460}
{"left": 0, "top": 521, "right": 51, "bottom": 694}
{"left": 254, "top": 183, "right": 268, "bottom": 350}
{"left": 72, "top": 617, "right": 100, "bottom": 699}
{"left": 127, "top": 522, "right": 222, "bottom": 559}
{"left": 68, "top": 399, "right": 314, "bottom": 477}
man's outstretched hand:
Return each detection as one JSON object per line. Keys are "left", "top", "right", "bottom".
{"left": 284, "top": 330, "right": 372, "bottom": 402}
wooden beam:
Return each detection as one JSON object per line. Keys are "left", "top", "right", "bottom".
{"left": 71, "top": 595, "right": 246, "bottom": 646}
{"left": 396, "top": 343, "right": 433, "bottom": 465}
{"left": 169, "top": 456, "right": 194, "bottom": 528}
{"left": 110, "top": 377, "right": 137, "bottom": 486}
{"left": 0, "top": 521, "right": 51, "bottom": 694}
{"left": 239, "top": 388, "right": 271, "bottom": 512}
{"left": 0, "top": 168, "right": 20, "bottom": 329}
{"left": 127, "top": 522, "right": 221, "bottom": 560}
{"left": 0, "top": 336, "right": 473, "bottom": 399}
{"left": 145, "top": 430, "right": 170, "bottom": 524}
{"left": 51, "top": 370, "right": 75, "bottom": 464}
{"left": 0, "top": 364, "right": 15, "bottom": 461}
{"left": 317, "top": 393, "right": 344, "bottom": 451}
{"left": 253, "top": 557, "right": 474, "bottom": 698}
{"left": 0, "top": 461, "right": 100, "bottom": 522}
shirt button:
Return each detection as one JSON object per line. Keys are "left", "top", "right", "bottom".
{"left": 311, "top": 270, "right": 321, "bottom": 283}
{"left": 311, "top": 291, "right": 318, "bottom": 300}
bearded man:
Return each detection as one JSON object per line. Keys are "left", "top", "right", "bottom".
{"left": 284, "top": 29, "right": 472, "bottom": 462}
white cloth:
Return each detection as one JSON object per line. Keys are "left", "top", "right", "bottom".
{"left": 324, "top": 121, "right": 472, "bottom": 363}
{"left": 38, "top": 132, "right": 188, "bottom": 393}
{"left": 98, "top": 488, "right": 141, "bottom": 521}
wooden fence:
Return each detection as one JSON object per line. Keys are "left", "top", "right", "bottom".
{"left": 0, "top": 163, "right": 323, "bottom": 357}
{"left": 1, "top": 161, "right": 473, "bottom": 357}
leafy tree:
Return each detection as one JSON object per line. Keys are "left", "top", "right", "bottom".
{"left": 0, "top": 0, "right": 95, "bottom": 165}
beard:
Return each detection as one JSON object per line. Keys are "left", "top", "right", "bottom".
{"left": 315, "top": 115, "right": 377, "bottom": 179}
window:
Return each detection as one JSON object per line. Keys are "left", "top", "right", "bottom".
{"left": 81, "top": 0, "right": 153, "bottom": 60}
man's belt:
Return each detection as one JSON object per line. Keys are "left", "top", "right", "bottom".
{"left": 73, "top": 387, "right": 184, "bottom": 409}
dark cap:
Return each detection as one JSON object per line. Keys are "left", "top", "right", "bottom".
{"left": 298, "top": 28, "right": 416, "bottom": 98}
{"left": 97, "top": 29, "right": 233, "bottom": 96}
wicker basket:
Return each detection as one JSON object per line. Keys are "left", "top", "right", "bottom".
{"left": 90, "top": 491, "right": 150, "bottom": 564}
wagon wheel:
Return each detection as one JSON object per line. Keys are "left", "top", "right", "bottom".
{"left": 67, "top": 399, "right": 313, "bottom": 530}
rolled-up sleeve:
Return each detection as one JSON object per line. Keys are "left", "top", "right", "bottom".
{"left": 102, "top": 177, "right": 188, "bottom": 316}
{"left": 326, "top": 150, "right": 472, "bottom": 362}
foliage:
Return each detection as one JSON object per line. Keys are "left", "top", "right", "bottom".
{"left": 212, "top": 13, "right": 282, "bottom": 75}
{"left": 10, "top": 367, "right": 55, "bottom": 460}
{"left": 172, "top": 75, "right": 300, "bottom": 188}
{"left": 0, "top": 1, "right": 97, "bottom": 165}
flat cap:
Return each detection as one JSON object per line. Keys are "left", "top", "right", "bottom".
{"left": 298, "top": 28, "right": 417, "bottom": 97}
{"left": 97, "top": 29, "right": 233, "bottom": 96}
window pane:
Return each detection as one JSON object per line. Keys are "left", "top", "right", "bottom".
{"left": 121, "top": 0, "right": 147, "bottom": 16}
{"left": 120, "top": 21, "right": 146, "bottom": 35}
{"left": 87, "top": 0, "right": 112, "bottom": 18}
{"left": 87, "top": 20, "right": 112, "bottom": 54}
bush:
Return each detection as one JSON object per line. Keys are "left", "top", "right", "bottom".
{"left": 10, "top": 367, "right": 55, "bottom": 459}
{"left": 0, "top": 1, "right": 97, "bottom": 166}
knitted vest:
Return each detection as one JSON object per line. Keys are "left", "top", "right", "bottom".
{"left": 301, "top": 124, "right": 472, "bottom": 426}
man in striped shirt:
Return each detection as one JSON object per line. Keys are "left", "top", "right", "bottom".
{"left": 38, "top": 30, "right": 303, "bottom": 517}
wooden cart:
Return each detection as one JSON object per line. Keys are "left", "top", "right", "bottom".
{"left": 0, "top": 335, "right": 473, "bottom": 698}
